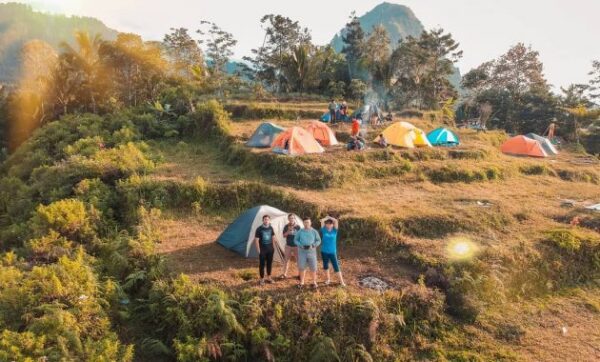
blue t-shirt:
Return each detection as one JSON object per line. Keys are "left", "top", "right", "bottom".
{"left": 320, "top": 227, "right": 338, "bottom": 254}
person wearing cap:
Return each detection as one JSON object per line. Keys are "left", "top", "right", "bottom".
{"left": 294, "top": 217, "right": 321, "bottom": 289}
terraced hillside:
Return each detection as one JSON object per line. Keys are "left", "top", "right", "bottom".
{"left": 1, "top": 100, "right": 598, "bottom": 361}
{"left": 146, "top": 101, "right": 600, "bottom": 360}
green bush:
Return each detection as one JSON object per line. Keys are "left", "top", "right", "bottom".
{"left": 0, "top": 250, "right": 134, "bottom": 361}
{"left": 519, "top": 164, "right": 554, "bottom": 176}
{"left": 30, "top": 199, "right": 98, "bottom": 243}
{"left": 426, "top": 165, "right": 500, "bottom": 184}
{"left": 556, "top": 168, "right": 600, "bottom": 184}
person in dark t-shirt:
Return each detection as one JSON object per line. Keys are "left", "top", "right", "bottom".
{"left": 280, "top": 214, "right": 301, "bottom": 279}
{"left": 254, "top": 215, "right": 278, "bottom": 285}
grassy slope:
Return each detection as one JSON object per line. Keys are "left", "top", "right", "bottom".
{"left": 151, "top": 110, "right": 600, "bottom": 360}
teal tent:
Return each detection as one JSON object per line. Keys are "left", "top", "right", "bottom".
{"left": 427, "top": 127, "right": 460, "bottom": 146}
{"left": 246, "top": 122, "right": 285, "bottom": 148}
{"left": 525, "top": 133, "right": 558, "bottom": 155}
{"left": 216, "top": 205, "right": 302, "bottom": 262}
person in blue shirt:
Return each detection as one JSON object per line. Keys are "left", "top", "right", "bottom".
{"left": 293, "top": 217, "right": 321, "bottom": 289}
{"left": 320, "top": 216, "right": 346, "bottom": 287}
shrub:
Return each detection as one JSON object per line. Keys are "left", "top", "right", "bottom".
{"left": 519, "top": 164, "right": 553, "bottom": 176}
{"left": 426, "top": 166, "right": 492, "bottom": 184}
{"left": 556, "top": 168, "right": 600, "bottom": 184}
{"left": 30, "top": 199, "right": 98, "bottom": 243}
{"left": 0, "top": 251, "right": 134, "bottom": 361}
{"left": 448, "top": 149, "right": 487, "bottom": 160}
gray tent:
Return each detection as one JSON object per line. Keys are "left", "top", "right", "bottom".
{"left": 246, "top": 122, "right": 285, "bottom": 148}
{"left": 525, "top": 133, "right": 558, "bottom": 155}
{"left": 216, "top": 205, "right": 302, "bottom": 262}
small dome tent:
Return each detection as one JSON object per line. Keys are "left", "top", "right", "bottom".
{"left": 216, "top": 205, "right": 302, "bottom": 262}
{"left": 246, "top": 122, "right": 285, "bottom": 148}
{"left": 524, "top": 133, "right": 558, "bottom": 155}
{"left": 374, "top": 121, "right": 432, "bottom": 148}
{"left": 501, "top": 135, "right": 548, "bottom": 158}
{"left": 305, "top": 121, "right": 338, "bottom": 146}
{"left": 271, "top": 127, "right": 325, "bottom": 155}
{"left": 427, "top": 127, "right": 460, "bottom": 147}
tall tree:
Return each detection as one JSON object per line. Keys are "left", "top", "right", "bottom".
{"left": 390, "top": 28, "right": 461, "bottom": 109}
{"left": 363, "top": 25, "right": 391, "bottom": 98}
{"left": 460, "top": 43, "right": 554, "bottom": 133}
{"left": 588, "top": 60, "right": 600, "bottom": 104}
{"left": 245, "top": 14, "right": 311, "bottom": 93}
{"left": 341, "top": 13, "right": 365, "bottom": 80}
{"left": 100, "top": 33, "right": 168, "bottom": 107}
{"left": 163, "top": 27, "right": 204, "bottom": 80}
{"left": 198, "top": 21, "right": 237, "bottom": 97}
{"left": 58, "top": 31, "right": 106, "bottom": 113}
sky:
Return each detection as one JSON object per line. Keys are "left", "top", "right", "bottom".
{"left": 11, "top": 0, "right": 600, "bottom": 89}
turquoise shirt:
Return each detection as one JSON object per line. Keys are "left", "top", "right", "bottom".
{"left": 293, "top": 228, "right": 321, "bottom": 248}
{"left": 320, "top": 227, "right": 338, "bottom": 254}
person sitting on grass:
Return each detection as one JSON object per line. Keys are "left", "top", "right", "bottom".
{"left": 294, "top": 217, "right": 322, "bottom": 289}
{"left": 280, "top": 214, "right": 301, "bottom": 280}
{"left": 253, "top": 215, "right": 278, "bottom": 285}
{"left": 356, "top": 135, "right": 367, "bottom": 150}
{"left": 320, "top": 216, "right": 346, "bottom": 287}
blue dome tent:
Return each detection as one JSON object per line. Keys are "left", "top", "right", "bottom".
{"left": 427, "top": 127, "right": 460, "bottom": 147}
{"left": 246, "top": 122, "right": 285, "bottom": 148}
{"left": 216, "top": 205, "right": 302, "bottom": 262}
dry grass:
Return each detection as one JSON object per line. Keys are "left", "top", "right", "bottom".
{"left": 149, "top": 104, "right": 600, "bottom": 359}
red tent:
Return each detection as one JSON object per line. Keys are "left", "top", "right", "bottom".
{"left": 500, "top": 135, "right": 548, "bottom": 158}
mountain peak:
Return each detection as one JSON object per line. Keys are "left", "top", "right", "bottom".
{"left": 331, "top": 2, "right": 424, "bottom": 52}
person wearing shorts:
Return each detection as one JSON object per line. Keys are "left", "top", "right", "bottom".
{"left": 253, "top": 215, "right": 278, "bottom": 285}
{"left": 294, "top": 217, "right": 321, "bottom": 289}
{"left": 320, "top": 216, "right": 345, "bottom": 287}
{"left": 281, "top": 214, "right": 301, "bottom": 279}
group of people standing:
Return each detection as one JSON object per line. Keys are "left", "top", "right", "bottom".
{"left": 253, "top": 214, "right": 345, "bottom": 289}
{"left": 328, "top": 99, "right": 348, "bottom": 124}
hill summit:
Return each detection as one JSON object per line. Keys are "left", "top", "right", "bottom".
{"left": 331, "top": 2, "right": 425, "bottom": 52}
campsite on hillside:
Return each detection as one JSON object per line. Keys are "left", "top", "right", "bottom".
{"left": 0, "top": 1, "right": 599, "bottom": 361}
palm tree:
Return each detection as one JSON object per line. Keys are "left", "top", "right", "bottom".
{"left": 59, "top": 31, "right": 104, "bottom": 113}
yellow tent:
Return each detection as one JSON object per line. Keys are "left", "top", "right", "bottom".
{"left": 374, "top": 121, "right": 432, "bottom": 148}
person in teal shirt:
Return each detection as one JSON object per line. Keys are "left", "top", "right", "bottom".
{"left": 320, "top": 216, "right": 345, "bottom": 287}
{"left": 294, "top": 217, "right": 321, "bottom": 289}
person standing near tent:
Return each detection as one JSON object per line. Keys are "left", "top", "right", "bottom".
{"left": 340, "top": 101, "right": 348, "bottom": 121}
{"left": 328, "top": 99, "right": 337, "bottom": 124}
{"left": 253, "top": 215, "right": 279, "bottom": 285}
{"left": 294, "top": 217, "right": 322, "bottom": 289}
{"left": 280, "top": 214, "right": 301, "bottom": 280}
{"left": 320, "top": 216, "right": 346, "bottom": 287}
{"left": 351, "top": 117, "right": 361, "bottom": 137}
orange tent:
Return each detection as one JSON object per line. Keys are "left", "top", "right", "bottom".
{"left": 500, "top": 135, "right": 548, "bottom": 158}
{"left": 305, "top": 121, "right": 338, "bottom": 146}
{"left": 271, "top": 126, "right": 325, "bottom": 155}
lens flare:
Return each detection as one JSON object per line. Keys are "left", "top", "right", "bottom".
{"left": 447, "top": 238, "right": 476, "bottom": 260}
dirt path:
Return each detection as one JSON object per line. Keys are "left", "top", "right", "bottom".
{"left": 155, "top": 213, "right": 416, "bottom": 295}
